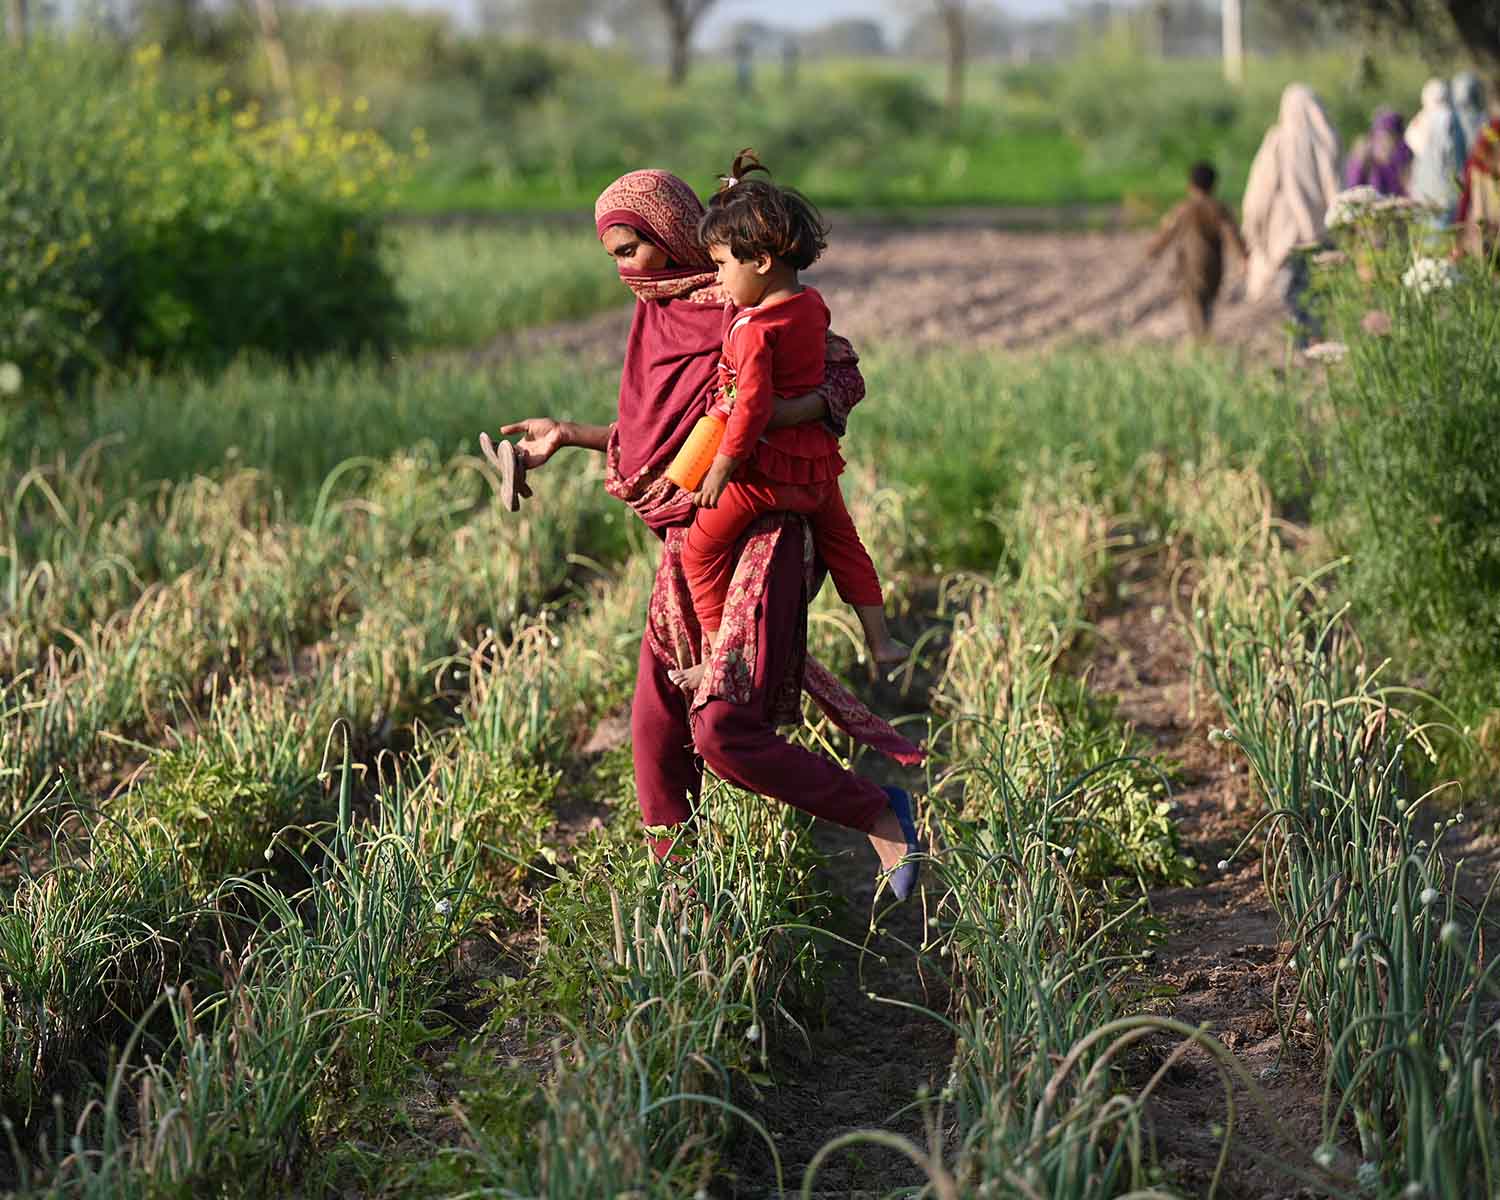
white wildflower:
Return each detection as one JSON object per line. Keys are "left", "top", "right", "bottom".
{"left": 434, "top": 898, "right": 452, "bottom": 916}
{"left": 1304, "top": 341, "right": 1349, "bottom": 364}
{"left": 1313, "top": 1143, "right": 1337, "bottom": 1169}
{"left": 1440, "top": 921, "right": 1462, "bottom": 946}
{"left": 1061, "top": 847, "right": 1074, "bottom": 859}
{"left": 1325, "top": 186, "right": 1380, "bottom": 229}
{"left": 1357, "top": 1161, "right": 1380, "bottom": 1190}
{"left": 744, "top": 1023, "right": 760, "bottom": 1043}
{"left": 0, "top": 362, "right": 21, "bottom": 396}
{"left": 1402, "top": 1184, "right": 1425, "bottom": 1200}
{"left": 1217, "top": 859, "right": 1230, "bottom": 871}
{"left": 1402, "top": 256, "right": 1457, "bottom": 296}
{"left": 264, "top": 845, "right": 275, "bottom": 861}
{"left": 1420, "top": 888, "right": 1440, "bottom": 907}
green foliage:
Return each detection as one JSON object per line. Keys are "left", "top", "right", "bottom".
{"left": 1046, "top": 41, "right": 1430, "bottom": 202}
{"left": 1310, "top": 218, "right": 1500, "bottom": 726}
{"left": 0, "top": 41, "right": 403, "bottom": 395}
{"left": 391, "top": 224, "right": 626, "bottom": 348}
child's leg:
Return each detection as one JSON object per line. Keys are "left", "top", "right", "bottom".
{"left": 681, "top": 480, "right": 779, "bottom": 641}
{"left": 808, "top": 483, "right": 908, "bottom": 665}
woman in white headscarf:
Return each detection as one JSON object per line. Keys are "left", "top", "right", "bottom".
{"left": 1452, "top": 71, "right": 1488, "bottom": 158}
{"left": 1406, "top": 78, "right": 1468, "bottom": 223}
{"left": 1242, "top": 83, "right": 1342, "bottom": 307}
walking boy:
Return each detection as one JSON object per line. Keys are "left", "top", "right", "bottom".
{"left": 1146, "top": 162, "right": 1249, "bottom": 339}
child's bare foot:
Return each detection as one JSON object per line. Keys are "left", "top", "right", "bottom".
{"left": 668, "top": 662, "right": 706, "bottom": 690}
{"left": 870, "top": 638, "right": 910, "bottom": 667}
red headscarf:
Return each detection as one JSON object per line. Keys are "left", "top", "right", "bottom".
{"left": 1458, "top": 118, "right": 1500, "bottom": 222}
{"left": 595, "top": 170, "right": 728, "bottom": 491}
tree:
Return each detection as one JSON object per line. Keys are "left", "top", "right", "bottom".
{"left": 478, "top": 0, "right": 611, "bottom": 42}
{"left": 1269, "top": 1, "right": 1500, "bottom": 88}
{"left": 654, "top": 0, "right": 716, "bottom": 86}
{"left": 6, "top": 0, "right": 25, "bottom": 47}
{"left": 936, "top": 0, "right": 965, "bottom": 117}
{"left": 899, "top": 2, "right": 973, "bottom": 118}
{"left": 245, "top": 0, "right": 293, "bottom": 111}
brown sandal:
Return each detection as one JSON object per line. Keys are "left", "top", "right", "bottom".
{"left": 479, "top": 432, "right": 527, "bottom": 512}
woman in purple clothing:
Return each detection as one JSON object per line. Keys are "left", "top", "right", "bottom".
{"left": 1344, "top": 108, "right": 1413, "bottom": 196}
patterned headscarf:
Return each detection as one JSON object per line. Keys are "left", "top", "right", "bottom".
{"left": 595, "top": 169, "right": 717, "bottom": 302}
{"left": 594, "top": 169, "right": 729, "bottom": 501}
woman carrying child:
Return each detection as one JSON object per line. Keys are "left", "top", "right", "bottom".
{"left": 497, "top": 167, "right": 922, "bottom": 898}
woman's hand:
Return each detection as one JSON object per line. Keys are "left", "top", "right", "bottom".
{"left": 499, "top": 418, "right": 568, "bottom": 469}
{"left": 766, "top": 389, "right": 828, "bottom": 430}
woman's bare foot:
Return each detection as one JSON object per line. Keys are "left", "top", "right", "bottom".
{"left": 866, "top": 807, "right": 911, "bottom": 875}
{"left": 668, "top": 662, "right": 706, "bottom": 690}
{"left": 870, "top": 637, "right": 910, "bottom": 667}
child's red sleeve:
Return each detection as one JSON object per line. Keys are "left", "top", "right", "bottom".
{"left": 719, "top": 321, "right": 775, "bottom": 461}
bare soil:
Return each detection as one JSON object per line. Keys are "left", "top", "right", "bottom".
{"left": 471, "top": 226, "right": 1290, "bottom": 369}
{"left": 1086, "top": 553, "right": 1330, "bottom": 1199}
{"left": 721, "top": 610, "right": 951, "bottom": 1200}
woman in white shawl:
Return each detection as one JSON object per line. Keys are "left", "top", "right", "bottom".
{"left": 1406, "top": 78, "right": 1468, "bottom": 223}
{"left": 1242, "top": 84, "right": 1343, "bottom": 305}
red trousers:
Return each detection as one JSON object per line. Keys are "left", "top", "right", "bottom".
{"left": 683, "top": 478, "right": 883, "bottom": 636}
{"left": 631, "top": 523, "right": 889, "bottom": 858}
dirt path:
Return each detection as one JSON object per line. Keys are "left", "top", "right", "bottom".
{"left": 722, "top": 816, "right": 952, "bottom": 1199}
{"left": 469, "top": 226, "right": 1289, "bottom": 370}
{"left": 723, "top": 618, "right": 952, "bottom": 1200}
{"left": 1085, "top": 552, "right": 1327, "bottom": 1198}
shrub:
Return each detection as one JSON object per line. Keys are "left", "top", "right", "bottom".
{"left": 1310, "top": 206, "right": 1500, "bottom": 726}
{"left": 0, "top": 40, "right": 404, "bottom": 395}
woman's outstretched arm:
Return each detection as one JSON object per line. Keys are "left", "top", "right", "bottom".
{"left": 499, "top": 418, "right": 611, "bottom": 468}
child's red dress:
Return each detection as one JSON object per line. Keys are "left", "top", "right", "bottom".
{"left": 683, "top": 287, "right": 883, "bottom": 637}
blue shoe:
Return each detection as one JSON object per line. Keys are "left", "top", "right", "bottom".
{"left": 880, "top": 786, "right": 922, "bottom": 901}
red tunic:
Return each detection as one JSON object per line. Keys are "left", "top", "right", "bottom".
{"left": 716, "top": 288, "right": 844, "bottom": 485}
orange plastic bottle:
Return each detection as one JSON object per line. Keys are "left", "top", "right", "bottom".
{"left": 665, "top": 413, "right": 726, "bottom": 492}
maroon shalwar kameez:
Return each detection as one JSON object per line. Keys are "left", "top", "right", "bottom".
{"left": 632, "top": 521, "right": 891, "bottom": 853}
{"left": 593, "top": 170, "right": 922, "bottom": 858}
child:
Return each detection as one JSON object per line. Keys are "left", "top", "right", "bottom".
{"left": 1146, "top": 161, "right": 1248, "bottom": 340}
{"left": 668, "top": 152, "right": 905, "bottom": 691}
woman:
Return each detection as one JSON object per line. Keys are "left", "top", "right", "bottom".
{"left": 1452, "top": 71, "right": 1488, "bottom": 160}
{"left": 1242, "top": 84, "right": 1342, "bottom": 308}
{"left": 1405, "top": 79, "right": 1468, "bottom": 225}
{"left": 1457, "top": 117, "right": 1500, "bottom": 260}
{"left": 1343, "top": 108, "right": 1412, "bottom": 196}
{"left": 499, "top": 170, "right": 922, "bottom": 893}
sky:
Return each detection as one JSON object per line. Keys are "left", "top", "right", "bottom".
{"left": 700, "top": 0, "right": 1071, "bottom": 43}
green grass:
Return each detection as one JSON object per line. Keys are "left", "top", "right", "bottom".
{"left": 384, "top": 45, "right": 1432, "bottom": 217}
{"left": 6, "top": 240, "right": 1497, "bottom": 1195}
{"left": 390, "top": 225, "right": 627, "bottom": 348}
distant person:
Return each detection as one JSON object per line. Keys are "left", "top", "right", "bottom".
{"left": 1144, "top": 161, "right": 1248, "bottom": 340}
{"left": 1406, "top": 79, "right": 1468, "bottom": 224}
{"left": 1242, "top": 84, "right": 1342, "bottom": 316}
{"left": 1344, "top": 108, "right": 1412, "bottom": 196}
{"left": 1452, "top": 70, "right": 1488, "bottom": 158}
{"left": 1457, "top": 117, "right": 1500, "bottom": 260}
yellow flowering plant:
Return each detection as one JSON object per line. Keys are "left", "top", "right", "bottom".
{"left": 1, "top": 41, "right": 407, "bottom": 393}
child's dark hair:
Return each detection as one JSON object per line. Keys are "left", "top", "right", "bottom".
{"left": 1190, "top": 161, "right": 1218, "bottom": 192}
{"left": 698, "top": 149, "right": 828, "bottom": 270}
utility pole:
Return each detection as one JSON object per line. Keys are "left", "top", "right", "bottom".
{"left": 1222, "top": 0, "right": 1244, "bottom": 85}
{"left": 6, "top": 0, "right": 26, "bottom": 48}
